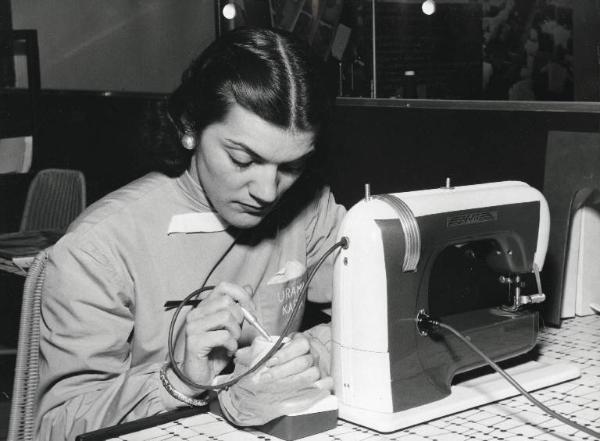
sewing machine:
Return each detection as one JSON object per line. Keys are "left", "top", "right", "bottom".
{"left": 332, "top": 181, "right": 580, "bottom": 432}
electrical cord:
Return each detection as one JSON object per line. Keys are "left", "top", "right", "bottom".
{"left": 417, "top": 312, "right": 600, "bottom": 439}
{"left": 167, "top": 236, "right": 239, "bottom": 390}
{"left": 166, "top": 236, "right": 349, "bottom": 391}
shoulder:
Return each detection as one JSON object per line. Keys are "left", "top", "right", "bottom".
{"left": 51, "top": 172, "right": 179, "bottom": 265}
{"left": 67, "top": 172, "right": 176, "bottom": 235}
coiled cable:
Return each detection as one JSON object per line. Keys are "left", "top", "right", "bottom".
{"left": 166, "top": 237, "right": 348, "bottom": 391}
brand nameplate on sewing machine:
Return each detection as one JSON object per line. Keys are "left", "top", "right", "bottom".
{"left": 446, "top": 210, "right": 498, "bottom": 227}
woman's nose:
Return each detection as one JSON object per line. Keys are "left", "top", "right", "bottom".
{"left": 249, "top": 165, "right": 278, "bottom": 205}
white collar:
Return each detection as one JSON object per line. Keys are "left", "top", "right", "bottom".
{"left": 167, "top": 212, "right": 228, "bottom": 234}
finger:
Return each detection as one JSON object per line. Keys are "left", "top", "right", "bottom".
{"left": 314, "top": 376, "right": 334, "bottom": 391}
{"left": 266, "top": 334, "right": 310, "bottom": 367}
{"left": 261, "top": 354, "right": 314, "bottom": 382}
{"left": 186, "top": 309, "right": 242, "bottom": 341}
{"left": 212, "top": 282, "right": 255, "bottom": 309}
{"left": 260, "top": 366, "right": 321, "bottom": 393}
{"left": 234, "top": 346, "right": 253, "bottom": 365}
{"left": 187, "top": 329, "right": 238, "bottom": 357}
{"left": 197, "top": 282, "right": 256, "bottom": 320}
{"left": 279, "top": 389, "right": 329, "bottom": 415}
{"left": 188, "top": 294, "right": 244, "bottom": 324}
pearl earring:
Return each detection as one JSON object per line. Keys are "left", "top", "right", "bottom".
{"left": 182, "top": 134, "right": 195, "bottom": 150}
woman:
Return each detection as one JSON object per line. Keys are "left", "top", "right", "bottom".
{"left": 36, "top": 27, "right": 345, "bottom": 439}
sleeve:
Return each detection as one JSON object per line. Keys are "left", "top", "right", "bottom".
{"left": 35, "top": 233, "right": 177, "bottom": 441}
{"left": 304, "top": 187, "right": 346, "bottom": 303}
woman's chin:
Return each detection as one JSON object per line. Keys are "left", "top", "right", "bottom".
{"left": 225, "top": 211, "right": 265, "bottom": 229}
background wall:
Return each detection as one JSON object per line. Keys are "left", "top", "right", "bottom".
{"left": 574, "top": 0, "right": 600, "bottom": 100}
{"left": 11, "top": 0, "right": 215, "bottom": 93}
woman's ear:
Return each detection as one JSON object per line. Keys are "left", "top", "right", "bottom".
{"left": 181, "top": 134, "right": 196, "bottom": 150}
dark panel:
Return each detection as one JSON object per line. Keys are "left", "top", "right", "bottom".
{"left": 0, "top": 0, "right": 14, "bottom": 88}
{"left": 32, "top": 91, "right": 163, "bottom": 204}
{"left": 0, "top": 31, "right": 40, "bottom": 139}
{"left": 326, "top": 103, "right": 600, "bottom": 208}
{"left": 0, "top": 173, "right": 31, "bottom": 233}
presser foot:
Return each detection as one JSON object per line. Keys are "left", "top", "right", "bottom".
{"left": 499, "top": 264, "right": 546, "bottom": 312}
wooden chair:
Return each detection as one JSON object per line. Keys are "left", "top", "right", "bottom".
{"left": 7, "top": 249, "right": 48, "bottom": 441}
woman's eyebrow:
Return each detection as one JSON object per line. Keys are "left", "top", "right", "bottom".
{"left": 224, "top": 138, "right": 314, "bottom": 165}
{"left": 225, "top": 139, "right": 264, "bottom": 161}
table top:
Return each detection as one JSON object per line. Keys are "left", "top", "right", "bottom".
{"left": 101, "top": 315, "right": 599, "bottom": 441}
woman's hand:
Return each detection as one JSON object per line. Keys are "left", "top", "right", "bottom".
{"left": 217, "top": 333, "right": 332, "bottom": 425}
{"left": 259, "top": 333, "right": 331, "bottom": 393}
{"left": 179, "top": 282, "right": 254, "bottom": 392}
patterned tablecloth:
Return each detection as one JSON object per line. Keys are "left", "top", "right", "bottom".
{"left": 106, "top": 315, "right": 600, "bottom": 441}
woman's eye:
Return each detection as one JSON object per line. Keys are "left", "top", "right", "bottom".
{"left": 230, "top": 155, "right": 253, "bottom": 168}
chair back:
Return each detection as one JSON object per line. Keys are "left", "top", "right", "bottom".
{"left": 20, "top": 169, "right": 86, "bottom": 232}
{"left": 7, "top": 250, "right": 48, "bottom": 441}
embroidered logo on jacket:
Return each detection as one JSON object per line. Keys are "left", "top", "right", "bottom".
{"left": 267, "top": 260, "right": 307, "bottom": 316}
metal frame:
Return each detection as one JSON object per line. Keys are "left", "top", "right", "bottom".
{"left": 336, "top": 96, "right": 600, "bottom": 114}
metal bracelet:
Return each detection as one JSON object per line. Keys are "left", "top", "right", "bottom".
{"left": 159, "top": 363, "right": 209, "bottom": 407}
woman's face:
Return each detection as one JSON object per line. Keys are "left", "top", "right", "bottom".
{"left": 190, "top": 103, "right": 315, "bottom": 229}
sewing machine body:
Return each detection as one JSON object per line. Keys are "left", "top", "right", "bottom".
{"left": 331, "top": 181, "right": 579, "bottom": 431}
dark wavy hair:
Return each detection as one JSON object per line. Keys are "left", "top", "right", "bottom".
{"left": 149, "top": 27, "right": 333, "bottom": 177}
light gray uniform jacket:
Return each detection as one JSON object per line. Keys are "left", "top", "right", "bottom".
{"left": 35, "top": 171, "right": 345, "bottom": 440}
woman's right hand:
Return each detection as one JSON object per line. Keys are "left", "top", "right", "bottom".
{"left": 176, "top": 282, "right": 254, "bottom": 394}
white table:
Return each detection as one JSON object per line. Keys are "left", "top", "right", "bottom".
{"left": 86, "top": 315, "right": 600, "bottom": 441}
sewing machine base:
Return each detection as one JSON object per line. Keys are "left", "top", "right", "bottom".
{"left": 338, "top": 360, "right": 580, "bottom": 433}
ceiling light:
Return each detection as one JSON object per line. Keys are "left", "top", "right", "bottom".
{"left": 422, "top": 0, "right": 436, "bottom": 15}
{"left": 222, "top": 2, "right": 236, "bottom": 20}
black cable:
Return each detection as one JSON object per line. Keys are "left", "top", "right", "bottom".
{"left": 167, "top": 236, "right": 239, "bottom": 390}
{"left": 420, "top": 315, "right": 600, "bottom": 439}
{"left": 166, "top": 237, "right": 348, "bottom": 391}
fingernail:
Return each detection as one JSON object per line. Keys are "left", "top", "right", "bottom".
{"left": 266, "top": 357, "right": 279, "bottom": 367}
{"left": 261, "top": 372, "right": 272, "bottom": 381}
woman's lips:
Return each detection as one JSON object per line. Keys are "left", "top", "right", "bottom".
{"left": 237, "top": 202, "right": 270, "bottom": 215}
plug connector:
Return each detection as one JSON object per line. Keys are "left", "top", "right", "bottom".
{"left": 340, "top": 236, "right": 350, "bottom": 249}
{"left": 416, "top": 309, "right": 440, "bottom": 336}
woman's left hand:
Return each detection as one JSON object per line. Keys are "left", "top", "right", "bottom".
{"left": 217, "top": 332, "right": 332, "bottom": 426}
{"left": 261, "top": 333, "right": 333, "bottom": 392}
